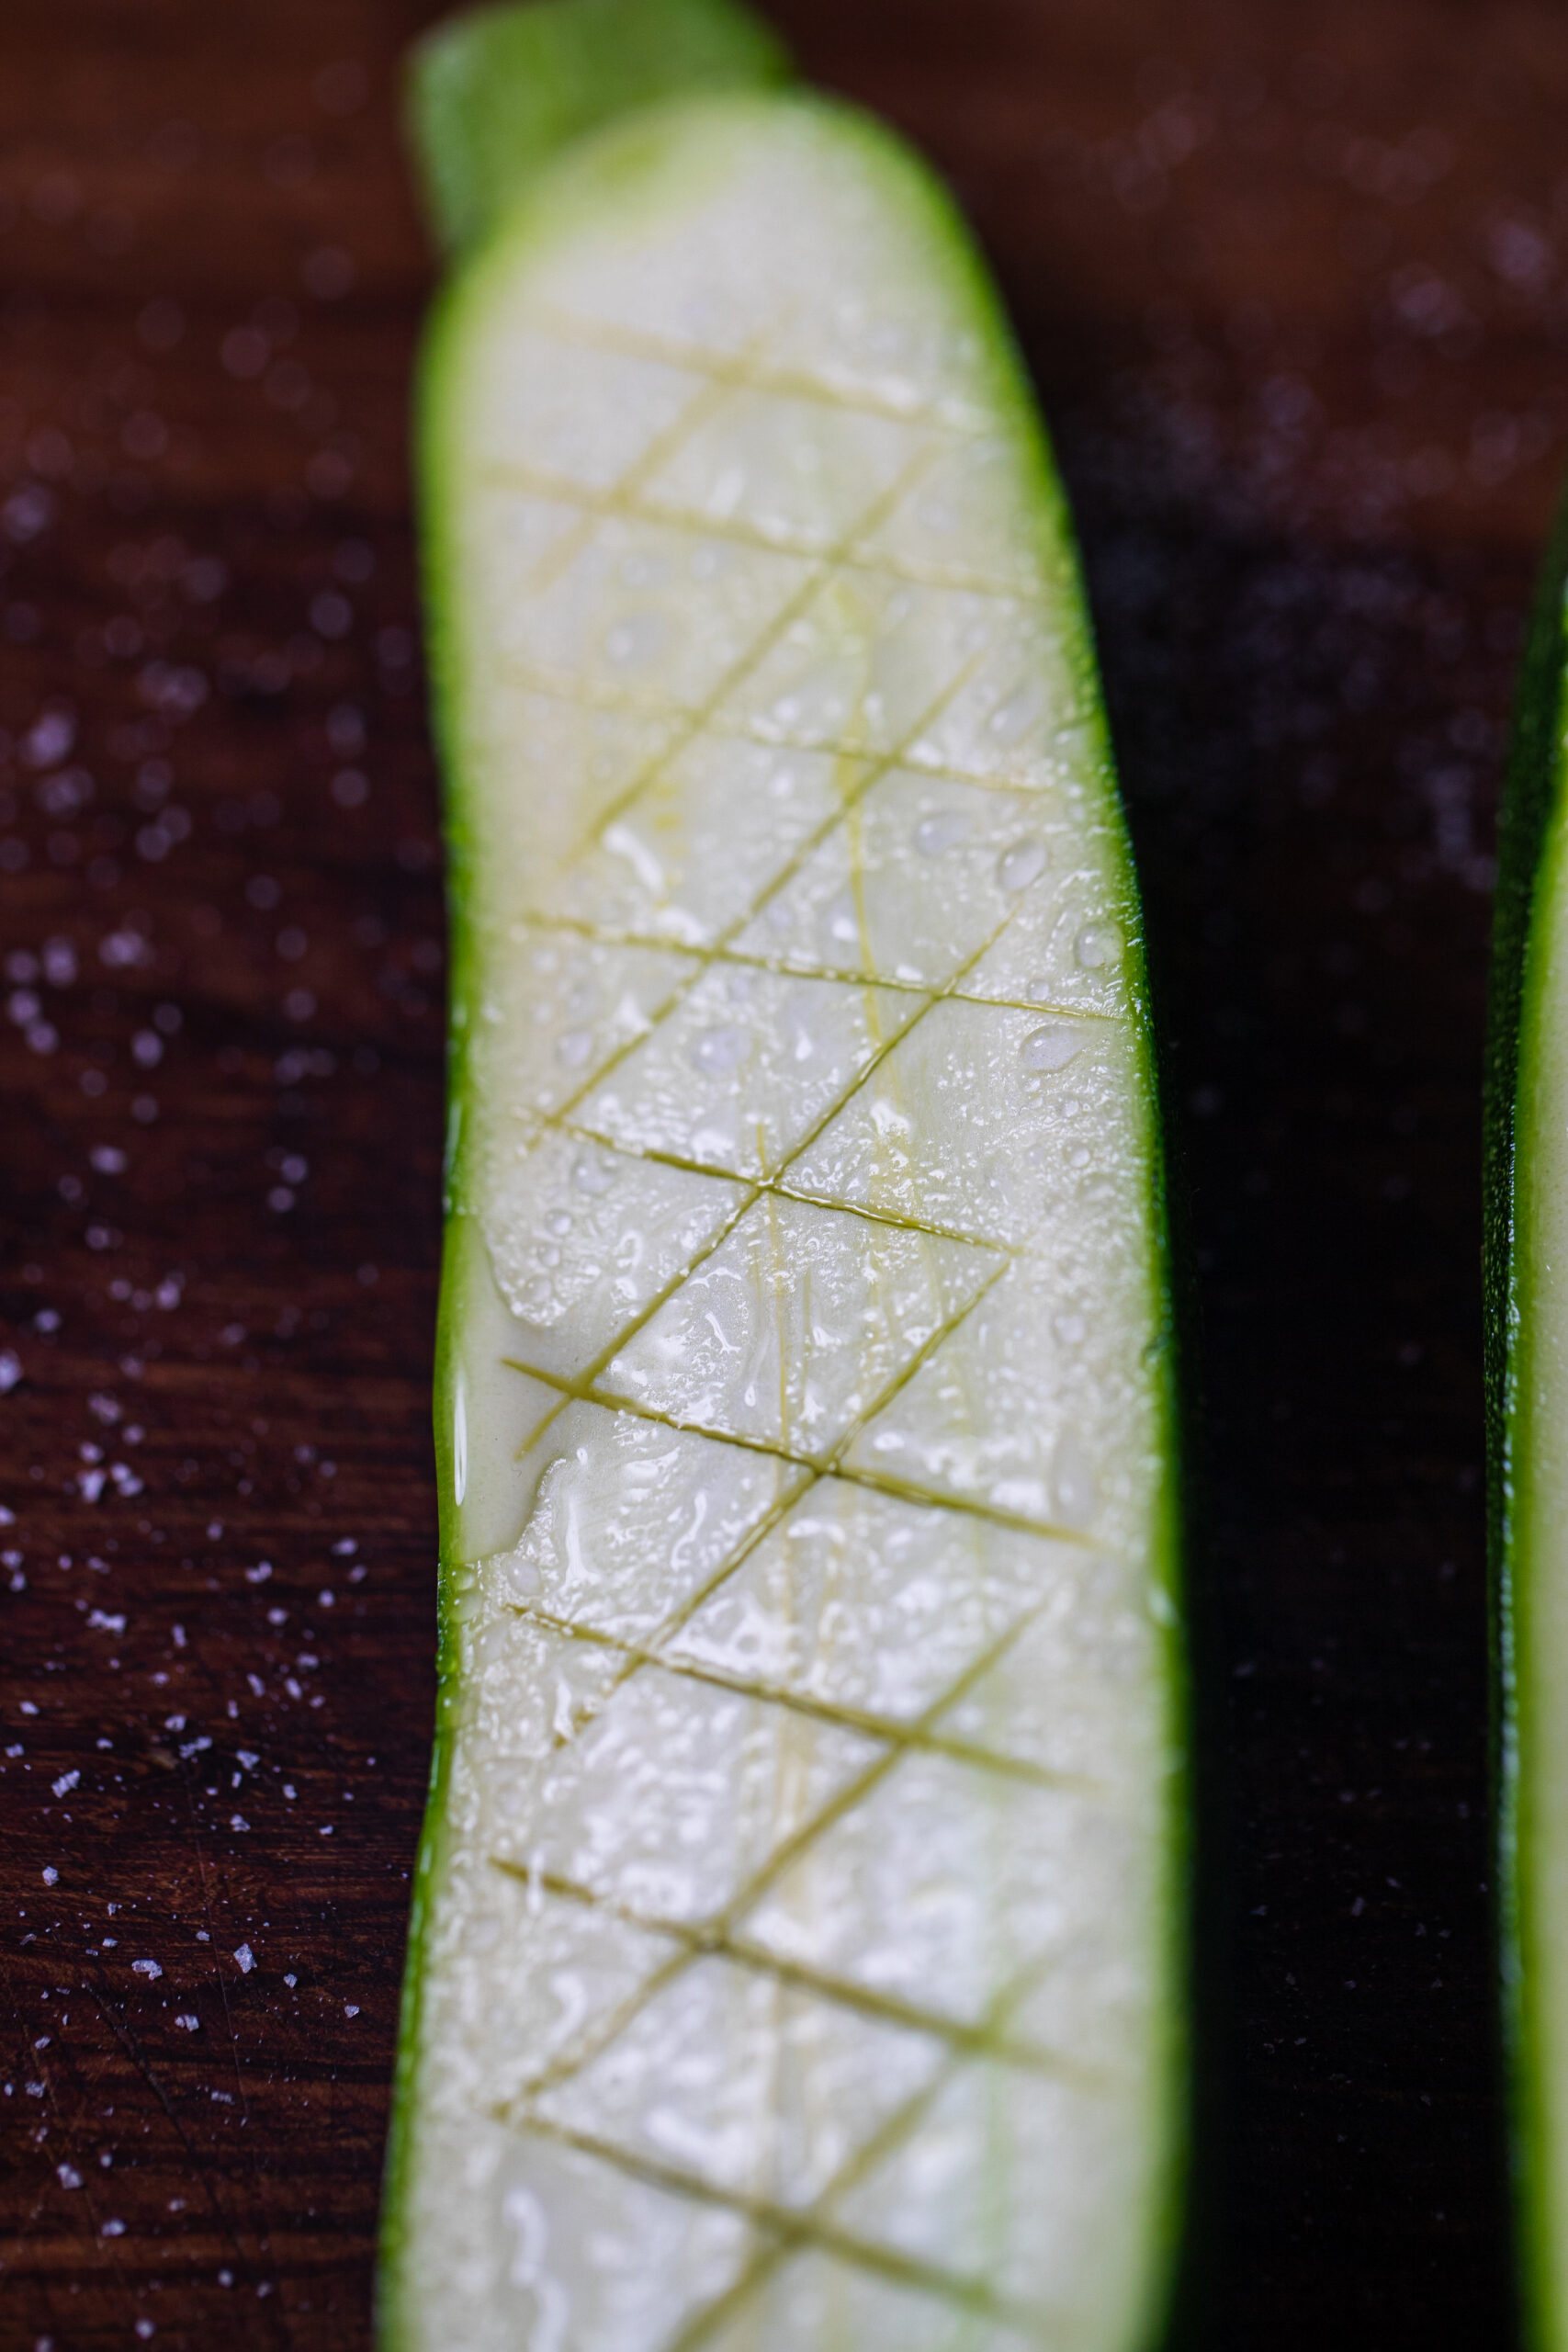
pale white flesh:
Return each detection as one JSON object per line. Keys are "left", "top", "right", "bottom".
{"left": 400, "top": 96, "right": 1179, "bottom": 2352}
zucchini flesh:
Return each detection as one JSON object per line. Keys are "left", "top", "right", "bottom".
{"left": 384, "top": 14, "right": 1186, "bottom": 2348}
{"left": 1489, "top": 499, "right": 1568, "bottom": 2352}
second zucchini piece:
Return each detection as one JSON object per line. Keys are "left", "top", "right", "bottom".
{"left": 1489, "top": 494, "right": 1568, "bottom": 2352}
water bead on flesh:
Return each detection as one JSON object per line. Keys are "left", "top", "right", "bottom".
{"left": 572, "top": 1150, "right": 618, "bottom": 1196}
{"left": 604, "top": 612, "right": 669, "bottom": 669}
{"left": 997, "top": 837, "right": 1048, "bottom": 893}
{"left": 1020, "top": 1023, "right": 1081, "bottom": 1073}
{"left": 914, "top": 811, "right": 970, "bottom": 855}
{"left": 987, "top": 680, "right": 1047, "bottom": 745}
{"left": 689, "top": 1024, "right": 750, "bottom": 1076}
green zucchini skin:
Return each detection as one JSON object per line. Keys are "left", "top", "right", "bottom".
{"left": 407, "top": 0, "right": 791, "bottom": 254}
{"left": 382, "top": 8, "right": 1190, "bottom": 2346}
{"left": 1489, "top": 488, "right": 1568, "bottom": 2352}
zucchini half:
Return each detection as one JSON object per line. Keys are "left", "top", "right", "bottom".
{"left": 1488, "top": 492, "right": 1568, "bottom": 2352}
{"left": 381, "top": 6, "right": 1189, "bottom": 2346}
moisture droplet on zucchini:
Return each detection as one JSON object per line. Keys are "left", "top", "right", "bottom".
{"left": 381, "top": 6, "right": 1188, "bottom": 2346}
{"left": 1488, "top": 496, "right": 1568, "bottom": 2352}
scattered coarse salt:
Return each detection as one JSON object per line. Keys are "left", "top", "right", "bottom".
{"left": 233, "top": 1943, "right": 254, "bottom": 1973}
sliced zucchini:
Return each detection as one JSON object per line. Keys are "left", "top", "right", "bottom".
{"left": 382, "top": 7, "right": 1187, "bottom": 2347}
{"left": 1489, "top": 497, "right": 1568, "bottom": 2352}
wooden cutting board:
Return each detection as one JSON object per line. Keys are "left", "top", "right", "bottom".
{"left": 3, "top": 1, "right": 1563, "bottom": 2343}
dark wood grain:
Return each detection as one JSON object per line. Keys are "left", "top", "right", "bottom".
{"left": 2, "top": 1, "right": 1563, "bottom": 2344}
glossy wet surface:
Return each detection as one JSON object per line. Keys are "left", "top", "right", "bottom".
{"left": 404, "top": 104, "right": 1172, "bottom": 2348}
